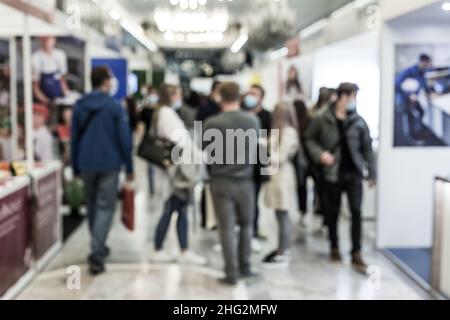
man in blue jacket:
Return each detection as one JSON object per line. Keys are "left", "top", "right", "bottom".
{"left": 71, "top": 66, "right": 134, "bottom": 275}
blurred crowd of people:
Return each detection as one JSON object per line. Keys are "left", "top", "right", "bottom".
{"left": 67, "top": 63, "right": 377, "bottom": 284}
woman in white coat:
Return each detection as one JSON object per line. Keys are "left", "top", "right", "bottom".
{"left": 263, "top": 102, "right": 300, "bottom": 265}
{"left": 151, "top": 84, "right": 206, "bottom": 266}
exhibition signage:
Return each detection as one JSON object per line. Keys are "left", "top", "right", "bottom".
{"left": 0, "top": 182, "right": 31, "bottom": 297}
{"left": 91, "top": 58, "right": 128, "bottom": 101}
{"left": 32, "top": 171, "right": 60, "bottom": 260}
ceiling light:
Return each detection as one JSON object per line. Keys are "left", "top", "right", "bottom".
{"left": 90, "top": 0, "right": 158, "bottom": 52}
{"left": 120, "top": 19, "right": 158, "bottom": 52}
{"left": 270, "top": 47, "right": 288, "bottom": 60}
{"left": 108, "top": 9, "right": 121, "bottom": 21}
{"left": 154, "top": 9, "right": 229, "bottom": 33}
{"left": 231, "top": 33, "right": 249, "bottom": 53}
{"left": 171, "top": 0, "right": 208, "bottom": 10}
{"left": 443, "top": 2, "right": 450, "bottom": 11}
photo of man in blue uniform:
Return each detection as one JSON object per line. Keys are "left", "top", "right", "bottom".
{"left": 394, "top": 54, "right": 434, "bottom": 146}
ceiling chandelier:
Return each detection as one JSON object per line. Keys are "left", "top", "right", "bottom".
{"left": 169, "top": 0, "right": 208, "bottom": 10}
{"left": 154, "top": 8, "right": 229, "bottom": 33}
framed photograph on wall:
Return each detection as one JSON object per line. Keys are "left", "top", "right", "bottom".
{"left": 394, "top": 44, "right": 450, "bottom": 147}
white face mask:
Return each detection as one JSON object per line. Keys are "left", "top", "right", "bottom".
{"left": 347, "top": 99, "right": 357, "bottom": 113}
{"left": 145, "top": 94, "right": 159, "bottom": 106}
{"left": 172, "top": 100, "right": 183, "bottom": 110}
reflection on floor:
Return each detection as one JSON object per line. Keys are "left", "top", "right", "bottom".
{"left": 17, "top": 159, "right": 429, "bottom": 300}
{"left": 387, "top": 248, "right": 432, "bottom": 285}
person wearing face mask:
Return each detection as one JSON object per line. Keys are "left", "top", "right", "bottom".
{"left": 243, "top": 85, "right": 272, "bottom": 248}
{"left": 196, "top": 80, "right": 222, "bottom": 123}
{"left": 138, "top": 86, "right": 159, "bottom": 138}
{"left": 71, "top": 66, "right": 134, "bottom": 275}
{"left": 303, "top": 83, "right": 376, "bottom": 273}
{"left": 137, "top": 86, "right": 160, "bottom": 196}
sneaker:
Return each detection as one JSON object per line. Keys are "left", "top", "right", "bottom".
{"left": 151, "top": 250, "right": 175, "bottom": 263}
{"left": 218, "top": 277, "right": 238, "bottom": 286}
{"left": 298, "top": 215, "right": 307, "bottom": 229}
{"left": 262, "top": 251, "right": 290, "bottom": 265}
{"left": 330, "top": 248, "right": 343, "bottom": 263}
{"left": 352, "top": 252, "right": 369, "bottom": 274}
{"left": 255, "top": 233, "right": 268, "bottom": 241}
{"left": 251, "top": 238, "right": 262, "bottom": 253}
{"left": 178, "top": 251, "right": 207, "bottom": 266}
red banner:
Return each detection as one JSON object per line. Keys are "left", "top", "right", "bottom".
{"left": 33, "top": 172, "right": 59, "bottom": 260}
{"left": 0, "top": 186, "right": 31, "bottom": 297}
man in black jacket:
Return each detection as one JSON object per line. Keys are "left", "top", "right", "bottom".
{"left": 303, "top": 83, "right": 376, "bottom": 273}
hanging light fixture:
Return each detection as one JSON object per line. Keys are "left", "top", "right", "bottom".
{"left": 170, "top": 0, "right": 208, "bottom": 10}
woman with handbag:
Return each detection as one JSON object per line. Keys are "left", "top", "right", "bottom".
{"left": 262, "top": 102, "right": 300, "bottom": 265}
{"left": 149, "top": 84, "right": 206, "bottom": 265}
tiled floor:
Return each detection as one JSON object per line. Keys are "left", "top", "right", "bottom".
{"left": 17, "top": 159, "right": 429, "bottom": 300}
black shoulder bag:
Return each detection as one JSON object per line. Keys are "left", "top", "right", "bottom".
{"left": 137, "top": 108, "right": 177, "bottom": 169}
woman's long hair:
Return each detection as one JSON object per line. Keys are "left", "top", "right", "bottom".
{"left": 157, "top": 84, "right": 178, "bottom": 108}
{"left": 271, "top": 102, "right": 299, "bottom": 137}
{"left": 312, "top": 88, "right": 331, "bottom": 112}
{"left": 286, "top": 66, "right": 303, "bottom": 94}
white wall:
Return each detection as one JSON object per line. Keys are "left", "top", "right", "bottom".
{"left": 380, "top": 0, "right": 438, "bottom": 21}
{"left": 377, "top": 10, "right": 450, "bottom": 248}
{"left": 312, "top": 31, "right": 380, "bottom": 139}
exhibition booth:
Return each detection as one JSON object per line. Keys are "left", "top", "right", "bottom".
{"left": 0, "top": 1, "right": 151, "bottom": 299}
{"left": 0, "top": 1, "right": 64, "bottom": 300}
{"left": 377, "top": 0, "right": 450, "bottom": 298}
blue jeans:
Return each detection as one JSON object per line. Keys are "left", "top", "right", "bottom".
{"left": 155, "top": 194, "right": 188, "bottom": 251}
{"left": 82, "top": 171, "right": 120, "bottom": 264}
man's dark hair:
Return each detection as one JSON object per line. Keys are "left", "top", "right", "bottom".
{"left": 337, "top": 83, "right": 359, "bottom": 99}
{"left": 219, "top": 82, "right": 241, "bottom": 104}
{"left": 91, "top": 66, "right": 112, "bottom": 89}
{"left": 251, "top": 84, "right": 266, "bottom": 98}
{"left": 419, "top": 54, "right": 432, "bottom": 63}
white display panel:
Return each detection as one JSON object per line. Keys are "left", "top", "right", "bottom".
{"left": 435, "top": 179, "right": 450, "bottom": 298}
{"left": 377, "top": 2, "right": 450, "bottom": 248}
{"left": 312, "top": 30, "right": 380, "bottom": 139}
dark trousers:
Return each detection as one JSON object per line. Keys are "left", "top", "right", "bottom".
{"left": 253, "top": 180, "right": 262, "bottom": 237}
{"left": 155, "top": 194, "right": 188, "bottom": 251}
{"left": 322, "top": 172, "right": 363, "bottom": 254}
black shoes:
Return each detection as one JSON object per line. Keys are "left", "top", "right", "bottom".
{"left": 89, "top": 261, "right": 105, "bottom": 276}
{"left": 218, "top": 277, "right": 238, "bottom": 286}
{"left": 88, "top": 255, "right": 106, "bottom": 276}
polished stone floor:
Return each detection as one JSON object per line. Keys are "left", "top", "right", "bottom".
{"left": 17, "top": 159, "right": 429, "bottom": 300}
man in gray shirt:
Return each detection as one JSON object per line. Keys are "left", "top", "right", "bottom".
{"left": 203, "top": 82, "right": 260, "bottom": 285}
